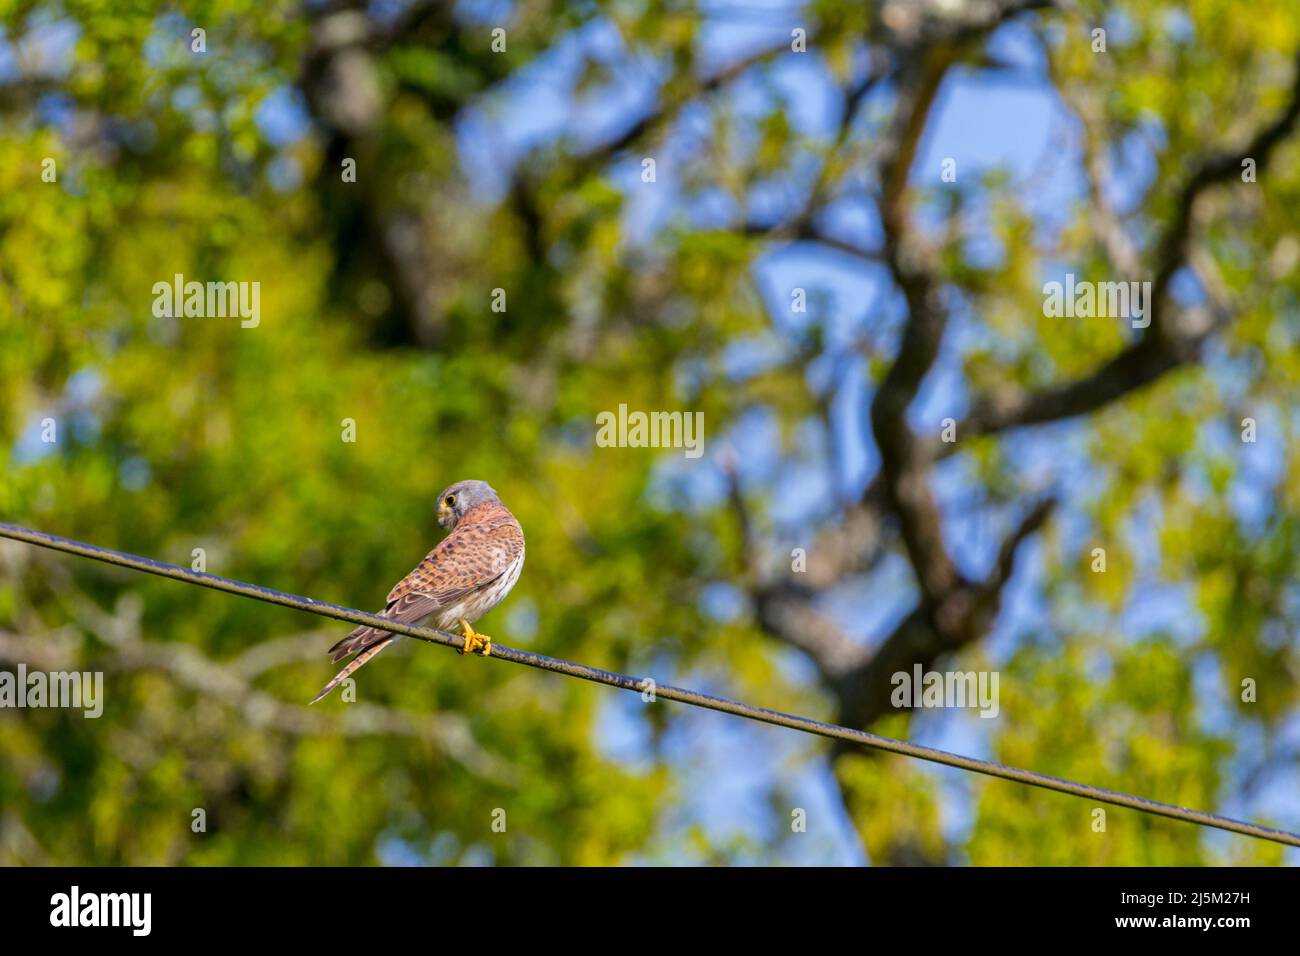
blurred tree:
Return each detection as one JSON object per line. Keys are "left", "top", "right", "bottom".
{"left": 0, "top": 0, "right": 1297, "bottom": 864}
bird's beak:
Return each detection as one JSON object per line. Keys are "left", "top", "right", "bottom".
{"left": 436, "top": 503, "right": 452, "bottom": 527}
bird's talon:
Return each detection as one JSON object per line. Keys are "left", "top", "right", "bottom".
{"left": 459, "top": 619, "right": 491, "bottom": 656}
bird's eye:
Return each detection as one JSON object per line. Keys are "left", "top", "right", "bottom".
{"left": 445, "top": 495, "right": 456, "bottom": 507}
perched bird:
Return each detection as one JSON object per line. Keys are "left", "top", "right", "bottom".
{"left": 310, "top": 479, "right": 525, "bottom": 703}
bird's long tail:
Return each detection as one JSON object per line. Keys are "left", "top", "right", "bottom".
{"left": 328, "top": 621, "right": 391, "bottom": 662}
{"left": 310, "top": 636, "right": 396, "bottom": 704}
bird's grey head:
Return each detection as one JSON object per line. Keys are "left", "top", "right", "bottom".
{"left": 436, "top": 479, "right": 501, "bottom": 530}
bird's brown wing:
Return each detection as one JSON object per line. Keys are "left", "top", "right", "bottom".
{"left": 329, "top": 516, "right": 524, "bottom": 662}
{"left": 326, "top": 592, "right": 450, "bottom": 663}
{"left": 385, "top": 506, "right": 524, "bottom": 604}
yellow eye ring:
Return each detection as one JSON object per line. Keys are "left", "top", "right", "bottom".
{"left": 445, "top": 495, "right": 456, "bottom": 507}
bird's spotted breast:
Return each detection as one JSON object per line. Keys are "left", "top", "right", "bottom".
{"left": 432, "top": 547, "right": 525, "bottom": 630}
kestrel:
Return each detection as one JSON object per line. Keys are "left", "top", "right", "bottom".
{"left": 310, "top": 479, "right": 525, "bottom": 703}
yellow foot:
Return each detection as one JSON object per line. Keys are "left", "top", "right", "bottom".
{"left": 458, "top": 619, "right": 492, "bottom": 657}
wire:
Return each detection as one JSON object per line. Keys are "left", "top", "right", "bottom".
{"left": 2, "top": 519, "right": 1298, "bottom": 849}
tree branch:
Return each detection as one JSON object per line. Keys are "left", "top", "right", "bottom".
{"left": 958, "top": 48, "right": 1300, "bottom": 443}
{"left": 835, "top": 497, "right": 1054, "bottom": 729}
{"left": 720, "top": 451, "right": 869, "bottom": 680}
